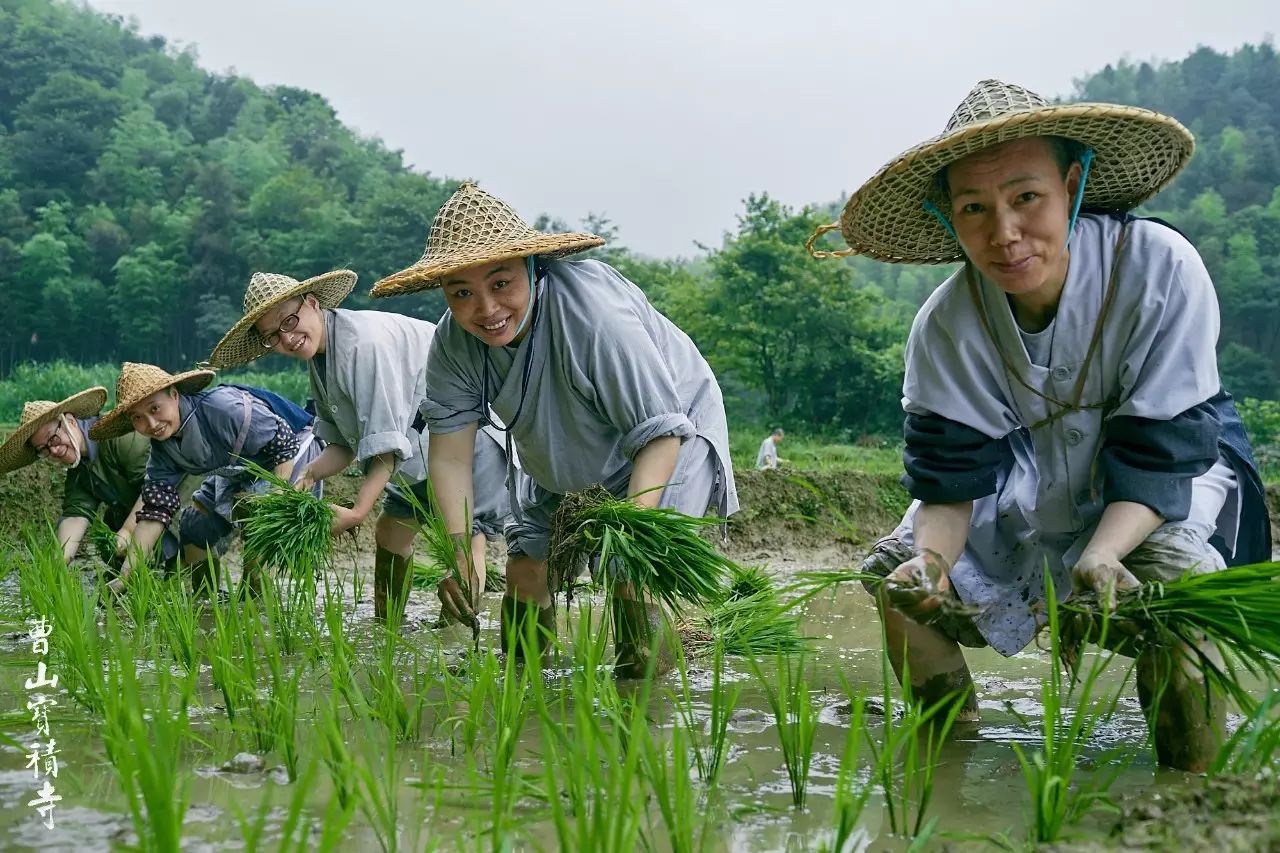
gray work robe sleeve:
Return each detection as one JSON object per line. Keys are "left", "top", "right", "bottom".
{"left": 423, "top": 319, "right": 486, "bottom": 435}
{"left": 578, "top": 306, "right": 696, "bottom": 459}
{"left": 347, "top": 342, "right": 420, "bottom": 465}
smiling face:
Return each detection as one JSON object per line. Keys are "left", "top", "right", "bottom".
{"left": 127, "top": 387, "right": 182, "bottom": 441}
{"left": 441, "top": 260, "right": 533, "bottom": 347}
{"left": 254, "top": 293, "right": 326, "bottom": 360}
{"left": 30, "top": 415, "right": 81, "bottom": 467}
{"left": 946, "top": 137, "right": 1081, "bottom": 308}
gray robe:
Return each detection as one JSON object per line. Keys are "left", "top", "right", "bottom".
{"left": 309, "top": 308, "right": 435, "bottom": 483}
{"left": 424, "top": 258, "right": 738, "bottom": 527}
{"left": 895, "top": 213, "right": 1239, "bottom": 654}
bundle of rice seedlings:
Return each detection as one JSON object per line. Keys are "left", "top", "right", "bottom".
{"left": 1059, "top": 562, "right": 1280, "bottom": 709}
{"left": 682, "top": 588, "right": 809, "bottom": 657}
{"left": 237, "top": 460, "right": 334, "bottom": 578}
{"left": 722, "top": 563, "right": 773, "bottom": 602}
{"left": 88, "top": 514, "right": 118, "bottom": 564}
{"left": 547, "top": 484, "right": 732, "bottom": 611}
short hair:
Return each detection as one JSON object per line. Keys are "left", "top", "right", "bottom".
{"left": 933, "top": 135, "right": 1086, "bottom": 203}
{"left": 771, "top": 427, "right": 784, "bottom": 437}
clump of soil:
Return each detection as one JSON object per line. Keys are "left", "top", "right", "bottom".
{"left": 1051, "top": 772, "right": 1280, "bottom": 852}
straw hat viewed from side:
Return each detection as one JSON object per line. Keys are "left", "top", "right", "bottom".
{"left": 809, "top": 79, "right": 1195, "bottom": 265}
{"left": 208, "top": 269, "right": 357, "bottom": 369}
{"left": 370, "top": 182, "right": 605, "bottom": 298}
{"left": 0, "top": 388, "right": 109, "bottom": 474}
{"left": 90, "top": 363, "right": 215, "bottom": 441}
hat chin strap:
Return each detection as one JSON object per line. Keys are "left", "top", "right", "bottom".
{"left": 922, "top": 146, "right": 1096, "bottom": 254}
{"left": 510, "top": 256, "right": 538, "bottom": 339}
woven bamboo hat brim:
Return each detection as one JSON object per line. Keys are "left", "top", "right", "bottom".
{"left": 809, "top": 79, "right": 1195, "bottom": 265}
{"left": 370, "top": 182, "right": 605, "bottom": 297}
{"left": 207, "top": 269, "right": 357, "bottom": 368}
{"left": 90, "top": 363, "right": 215, "bottom": 441}
{"left": 0, "top": 387, "right": 108, "bottom": 474}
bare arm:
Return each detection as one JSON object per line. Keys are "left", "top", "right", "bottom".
{"left": 430, "top": 425, "right": 481, "bottom": 624}
{"left": 57, "top": 517, "right": 90, "bottom": 564}
{"left": 122, "top": 519, "right": 165, "bottom": 579}
{"left": 330, "top": 452, "right": 396, "bottom": 534}
{"left": 911, "top": 500, "right": 974, "bottom": 572}
{"left": 1073, "top": 501, "right": 1163, "bottom": 605}
{"left": 300, "top": 443, "right": 356, "bottom": 487}
{"left": 628, "top": 436, "right": 682, "bottom": 509}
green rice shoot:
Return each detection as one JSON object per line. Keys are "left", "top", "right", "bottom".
{"left": 237, "top": 459, "right": 334, "bottom": 578}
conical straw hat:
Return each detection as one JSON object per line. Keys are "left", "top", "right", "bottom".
{"left": 90, "top": 363, "right": 215, "bottom": 441}
{"left": 810, "top": 79, "right": 1195, "bottom": 265}
{"left": 0, "top": 387, "right": 108, "bottom": 474}
{"left": 371, "top": 182, "right": 604, "bottom": 297}
{"left": 207, "top": 269, "right": 357, "bottom": 368}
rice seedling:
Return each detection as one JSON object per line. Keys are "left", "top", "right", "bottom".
{"left": 1058, "top": 561, "right": 1280, "bottom": 712}
{"left": 318, "top": 696, "right": 359, "bottom": 816}
{"left": 412, "top": 557, "right": 448, "bottom": 590}
{"left": 237, "top": 458, "right": 334, "bottom": 579}
{"left": 828, "top": 687, "right": 873, "bottom": 852}
{"left": 642, "top": 722, "right": 709, "bottom": 853}
{"left": 672, "top": 638, "right": 740, "bottom": 786}
{"left": 16, "top": 525, "right": 107, "bottom": 713}
{"left": 99, "top": 615, "right": 197, "bottom": 853}
{"left": 864, "top": 644, "right": 966, "bottom": 842}
{"left": 363, "top": 622, "right": 429, "bottom": 743}
{"left": 1213, "top": 683, "right": 1280, "bottom": 774}
{"left": 748, "top": 651, "right": 819, "bottom": 809}
{"left": 530, "top": 598, "right": 650, "bottom": 850}
{"left": 265, "top": 634, "right": 305, "bottom": 782}
{"left": 320, "top": 575, "right": 361, "bottom": 714}
{"left": 402, "top": 478, "right": 480, "bottom": 649}
{"left": 547, "top": 485, "right": 732, "bottom": 611}
{"left": 353, "top": 723, "right": 406, "bottom": 853}
{"left": 153, "top": 574, "right": 201, "bottom": 675}
{"left": 1013, "top": 573, "right": 1131, "bottom": 844}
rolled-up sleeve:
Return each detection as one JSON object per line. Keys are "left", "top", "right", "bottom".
{"left": 901, "top": 411, "right": 1007, "bottom": 503}
{"left": 347, "top": 342, "right": 418, "bottom": 465}
{"left": 583, "top": 309, "right": 694, "bottom": 460}
{"left": 1101, "top": 401, "right": 1219, "bottom": 521}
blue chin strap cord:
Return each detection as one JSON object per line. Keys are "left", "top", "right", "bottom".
{"left": 509, "top": 255, "right": 537, "bottom": 339}
{"left": 921, "top": 146, "right": 1096, "bottom": 251}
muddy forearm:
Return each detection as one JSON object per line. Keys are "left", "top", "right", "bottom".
{"left": 628, "top": 436, "right": 682, "bottom": 509}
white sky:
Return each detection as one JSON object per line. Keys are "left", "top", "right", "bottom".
{"left": 85, "top": 0, "right": 1278, "bottom": 257}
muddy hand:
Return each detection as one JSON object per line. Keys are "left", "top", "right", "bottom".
{"left": 329, "top": 504, "right": 364, "bottom": 536}
{"left": 1072, "top": 553, "right": 1139, "bottom": 611}
{"left": 882, "top": 549, "right": 952, "bottom": 624}
{"left": 437, "top": 576, "right": 478, "bottom": 629}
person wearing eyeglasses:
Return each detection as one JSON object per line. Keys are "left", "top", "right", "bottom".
{"left": 0, "top": 387, "right": 178, "bottom": 567}
{"left": 207, "top": 270, "right": 515, "bottom": 624}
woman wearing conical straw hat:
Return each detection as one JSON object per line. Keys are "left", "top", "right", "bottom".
{"left": 90, "top": 362, "right": 324, "bottom": 596}
{"left": 0, "top": 388, "right": 177, "bottom": 567}
{"left": 207, "top": 269, "right": 515, "bottom": 624}
{"left": 812, "top": 79, "right": 1269, "bottom": 771}
{"left": 371, "top": 182, "right": 738, "bottom": 677}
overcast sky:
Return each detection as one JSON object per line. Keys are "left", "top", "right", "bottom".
{"left": 85, "top": 0, "right": 1276, "bottom": 258}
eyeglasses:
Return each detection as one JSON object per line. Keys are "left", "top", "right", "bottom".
{"left": 260, "top": 298, "right": 306, "bottom": 349}
{"left": 32, "top": 418, "right": 66, "bottom": 458}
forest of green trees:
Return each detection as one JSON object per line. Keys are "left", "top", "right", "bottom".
{"left": 1, "top": 0, "right": 1277, "bottom": 439}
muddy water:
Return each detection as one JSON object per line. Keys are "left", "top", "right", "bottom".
{"left": 0, "top": 557, "right": 1209, "bottom": 851}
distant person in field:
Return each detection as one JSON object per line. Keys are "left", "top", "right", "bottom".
{"left": 90, "top": 362, "right": 323, "bottom": 597}
{"left": 0, "top": 387, "right": 176, "bottom": 567}
{"left": 815, "top": 79, "right": 1269, "bottom": 771}
{"left": 207, "top": 269, "right": 514, "bottom": 624}
{"left": 756, "top": 428, "right": 785, "bottom": 469}
{"left": 370, "top": 182, "right": 738, "bottom": 677}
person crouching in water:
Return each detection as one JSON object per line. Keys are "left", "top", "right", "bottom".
{"left": 207, "top": 269, "right": 514, "bottom": 623}
{"left": 0, "top": 387, "right": 177, "bottom": 567}
{"left": 816, "top": 79, "right": 1269, "bottom": 771}
{"left": 371, "top": 182, "right": 738, "bottom": 677}
{"left": 90, "top": 362, "right": 323, "bottom": 596}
